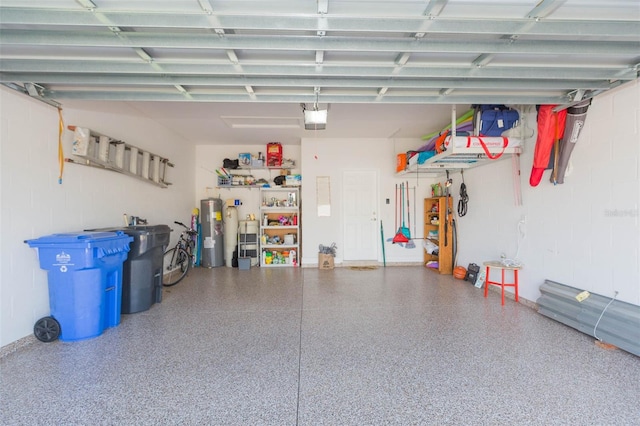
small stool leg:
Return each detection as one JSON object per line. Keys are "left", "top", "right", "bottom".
{"left": 514, "top": 269, "right": 519, "bottom": 302}
{"left": 484, "top": 266, "right": 490, "bottom": 298}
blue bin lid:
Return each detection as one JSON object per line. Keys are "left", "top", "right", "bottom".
{"left": 25, "top": 231, "right": 132, "bottom": 247}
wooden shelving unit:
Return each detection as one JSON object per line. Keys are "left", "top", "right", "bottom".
{"left": 423, "top": 197, "right": 453, "bottom": 275}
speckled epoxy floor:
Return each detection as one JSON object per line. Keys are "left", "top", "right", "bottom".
{"left": 1, "top": 266, "right": 639, "bottom": 425}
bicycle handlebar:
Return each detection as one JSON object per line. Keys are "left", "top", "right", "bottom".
{"left": 174, "top": 220, "right": 198, "bottom": 236}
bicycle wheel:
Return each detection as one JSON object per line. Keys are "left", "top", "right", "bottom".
{"left": 162, "top": 247, "right": 190, "bottom": 286}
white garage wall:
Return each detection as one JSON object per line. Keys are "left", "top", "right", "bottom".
{"left": 453, "top": 80, "right": 639, "bottom": 306}
{"left": 0, "top": 88, "right": 195, "bottom": 348}
{"left": 299, "top": 137, "right": 430, "bottom": 266}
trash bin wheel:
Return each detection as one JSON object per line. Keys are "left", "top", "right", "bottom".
{"left": 34, "top": 316, "right": 61, "bottom": 342}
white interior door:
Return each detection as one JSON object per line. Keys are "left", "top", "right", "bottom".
{"left": 343, "top": 170, "right": 378, "bottom": 261}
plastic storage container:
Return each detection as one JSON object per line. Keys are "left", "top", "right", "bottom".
{"left": 88, "top": 225, "right": 171, "bottom": 314}
{"left": 25, "top": 231, "right": 133, "bottom": 342}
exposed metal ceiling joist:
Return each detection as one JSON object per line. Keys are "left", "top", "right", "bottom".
{"left": 2, "top": 30, "right": 637, "bottom": 56}
{"left": 1, "top": 8, "right": 637, "bottom": 39}
{"left": 0, "top": 1, "right": 638, "bottom": 107}
{"left": 40, "top": 89, "right": 571, "bottom": 105}
{"left": 1, "top": 60, "right": 634, "bottom": 81}
{"left": 0, "top": 72, "right": 616, "bottom": 91}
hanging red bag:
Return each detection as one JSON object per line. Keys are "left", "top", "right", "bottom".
{"left": 530, "top": 106, "right": 567, "bottom": 187}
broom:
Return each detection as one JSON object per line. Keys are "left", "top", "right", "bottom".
{"left": 392, "top": 182, "right": 409, "bottom": 244}
{"left": 405, "top": 181, "right": 415, "bottom": 248}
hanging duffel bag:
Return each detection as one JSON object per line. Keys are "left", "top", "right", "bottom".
{"left": 474, "top": 105, "right": 519, "bottom": 137}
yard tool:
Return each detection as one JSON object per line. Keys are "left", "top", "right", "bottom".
{"left": 387, "top": 184, "right": 404, "bottom": 246}
{"left": 380, "top": 221, "right": 386, "bottom": 267}
{"left": 404, "top": 182, "right": 416, "bottom": 248}
{"left": 392, "top": 182, "right": 410, "bottom": 244}
{"left": 387, "top": 183, "right": 402, "bottom": 245}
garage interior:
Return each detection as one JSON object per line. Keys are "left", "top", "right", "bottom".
{"left": 1, "top": 1, "right": 639, "bottom": 424}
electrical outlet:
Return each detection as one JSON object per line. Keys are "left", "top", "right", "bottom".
{"left": 520, "top": 215, "right": 527, "bottom": 224}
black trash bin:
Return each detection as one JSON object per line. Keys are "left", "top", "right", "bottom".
{"left": 87, "top": 225, "right": 171, "bottom": 313}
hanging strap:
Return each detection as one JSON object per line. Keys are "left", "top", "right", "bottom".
{"left": 458, "top": 170, "right": 468, "bottom": 217}
{"left": 467, "top": 136, "right": 508, "bottom": 160}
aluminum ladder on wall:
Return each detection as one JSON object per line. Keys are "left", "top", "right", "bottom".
{"left": 66, "top": 126, "right": 173, "bottom": 188}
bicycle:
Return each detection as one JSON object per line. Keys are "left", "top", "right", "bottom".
{"left": 162, "top": 221, "right": 198, "bottom": 287}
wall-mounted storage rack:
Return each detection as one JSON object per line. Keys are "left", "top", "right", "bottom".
{"left": 397, "top": 106, "right": 522, "bottom": 177}
{"left": 66, "top": 126, "right": 173, "bottom": 188}
{"left": 216, "top": 166, "right": 298, "bottom": 189}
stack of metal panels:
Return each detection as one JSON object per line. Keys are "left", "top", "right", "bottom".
{"left": 537, "top": 280, "right": 640, "bottom": 357}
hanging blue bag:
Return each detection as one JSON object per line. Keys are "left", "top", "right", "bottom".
{"left": 474, "top": 105, "right": 519, "bottom": 136}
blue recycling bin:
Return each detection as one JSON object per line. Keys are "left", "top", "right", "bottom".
{"left": 25, "top": 231, "right": 133, "bottom": 342}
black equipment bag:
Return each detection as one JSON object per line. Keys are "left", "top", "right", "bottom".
{"left": 465, "top": 263, "right": 480, "bottom": 284}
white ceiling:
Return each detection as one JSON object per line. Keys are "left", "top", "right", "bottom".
{"left": 1, "top": 0, "right": 638, "bottom": 145}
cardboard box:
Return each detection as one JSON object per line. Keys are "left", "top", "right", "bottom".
{"left": 318, "top": 253, "right": 334, "bottom": 269}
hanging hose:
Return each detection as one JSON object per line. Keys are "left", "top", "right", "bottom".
{"left": 57, "top": 107, "right": 64, "bottom": 184}
{"left": 458, "top": 170, "right": 468, "bottom": 217}
{"left": 452, "top": 214, "right": 458, "bottom": 267}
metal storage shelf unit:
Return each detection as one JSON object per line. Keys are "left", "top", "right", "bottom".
{"left": 260, "top": 187, "right": 299, "bottom": 267}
